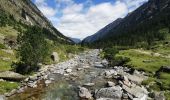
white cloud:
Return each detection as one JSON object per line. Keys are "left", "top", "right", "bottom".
{"left": 123, "top": 0, "right": 148, "bottom": 12}
{"left": 35, "top": 0, "right": 57, "bottom": 17}
{"left": 55, "top": 1, "right": 128, "bottom": 39}
{"left": 34, "top": 0, "right": 148, "bottom": 40}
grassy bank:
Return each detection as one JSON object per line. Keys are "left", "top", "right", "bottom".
{"left": 101, "top": 39, "right": 170, "bottom": 99}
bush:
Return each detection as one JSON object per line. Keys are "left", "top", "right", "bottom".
{"left": 103, "top": 47, "right": 119, "bottom": 60}
{"left": 110, "top": 56, "right": 131, "bottom": 66}
{"left": 0, "top": 43, "right": 6, "bottom": 49}
{"left": 16, "top": 26, "right": 51, "bottom": 74}
{"left": 102, "top": 47, "right": 130, "bottom": 66}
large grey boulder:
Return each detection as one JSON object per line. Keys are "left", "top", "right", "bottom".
{"left": 95, "top": 86, "right": 122, "bottom": 100}
{"left": 0, "top": 71, "right": 26, "bottom": 81}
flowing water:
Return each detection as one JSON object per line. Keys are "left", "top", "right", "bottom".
{"left": 9, "top": 50, "right": 114, "bottom": 100}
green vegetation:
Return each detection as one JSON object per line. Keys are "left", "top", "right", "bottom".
{"left": 53, "top": 43, "right": 86, "bottom": 62}
{"left": 101, "top": 45, "right": 170, "bottom": 99}
{"left": 102, "top": 47, "right": 130, "bottom": 66}
{"left": 16, "top": 26, "right": 52, "bottom": 74}
{"left": 117, "top": 49, "right": 170, "bottom": 72}
{"left": 0, "top": 49, "right": 16, "bottom": 71}
{"left": 0, "top": 81, "right": 19, "bottom": 94}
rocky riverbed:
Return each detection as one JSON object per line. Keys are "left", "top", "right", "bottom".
{"left": 5, "top": 49, "right": 150, "bottom": 100}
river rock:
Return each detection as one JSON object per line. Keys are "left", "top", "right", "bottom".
{"left": 122, "top": 93, "right": 129, "bottom": 99}
{"left": 123, "top": 76, "right": 131, "bottom": 87}
{"left": 95, "top": 86, "right": 122, "bottom": 100}
{"left": 133, "top": 93, "right": 148, "bottom": 100}
{"left": 0, "top": 71, "right": 26, "bottom": 81}
{"left": 154, "top": 92, "right": 165, "bottom": 100}
{"left": 83, "top": 83, "right": 95, "bottom": 87}
{"left": 77, "top": 68, "right": 83, "bottom": 71}
{"left": 6, "top": 89, "right": 17, "bottom": 97}
{"left": 78, "top": 87, "right": 92, "bottom": 99}
{"left": 107, "top": 81, "right": 115, "bottom": 87}
{"left": 122, "top": 85, "right": 148, "bottom": 98}
{"left": 83, "top": 65, "right": 90, "bottom": 69}
{"left": 101, "top": 59, "right": 109, "bottom": 67}
{"left": 45, "top": 80, "right": 52, "bottom": 86}
{"left": 95, "top": 62, "right": 104, "bottom": 68}
{"left": 65, "top": 68, "right": 72, "bottom": 73}
{"left": 28, "top": 82, "right": 37, "bottom": 88}
{"left": 0, "top": 95, "right": 5, "bottom": 100}
{"left": 105, "top": 70, "right": 117, "bottom": 78}
{"left": 29, "top": 76, "right": 37, "bottom": 81}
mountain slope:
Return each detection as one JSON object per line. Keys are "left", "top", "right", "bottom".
{"left": 83, "top": 0, "right": 170, "bottom": 47}
{"left": 70, "top": 37, "right": 81, "bottom": 44}
{"left": 83, "top": 18, "right": 122, "bottom": 43}
{"left": 0, "top": 0, "right": 73, "bottom": 43}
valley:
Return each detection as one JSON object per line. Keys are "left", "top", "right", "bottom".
{"left": 0, "top": 0, "right": 170, "bottom": 100}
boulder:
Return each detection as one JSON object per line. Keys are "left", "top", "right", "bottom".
{"left": 45, "top": 80, "right": 52, "bottom": 86}
{"left": 83, "top": 65, "right": 90, "bottom": 69}
{"left": 105, "top": 70, "right": 117, "bottom": 78}
{"left": 29, "top": 76, "right": 38, "bottom": 81}
{"left": 77, "top": 68, "right": 83, "bottom": 71}
{"left": 123, "top": 76, "right": 131, "bottom": 87}
{"left": 51, "top": 52, "right": 59, "bottom": 62}
{"left": 65, "top": 68, "right": 72, "bottom": 73}
{"left": 95, "top": 86, "right": 122, "bottom": 100}
{"left": 95, "top": 62, "right": 104, "bottom": 68}
{"left": 0, "top": 71, "right": 26, "bottom": 81}
{"left": 101, "top": 59, "right": 109, "bottom": 67}
{"left": 0, "top": 95, "right": 5, "bottom": 100}
{"left": 126, "top": 74, "right": 147, "bottom": 85}
{"left": 28, "top": 81, "right": 37, "bottom": 88}
{"left": 122, "top": 85, "right": 148, "bottom": 98}
{"left": 83, "top": 83, "right": 95, "bottom": 87}
{"left": 78, "top": 87, "right": 92, "bottom": 99}
{"left": 107, "top": 81, "right": 115, "bottom": 87}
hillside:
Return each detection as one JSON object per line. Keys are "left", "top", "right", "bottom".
{"left": 0, "top": 0, "right": 73, "bottom": 43}
{"left": 83, "top": 18, "right": 122, "bottom": 43}
{"left": 83, "top": 0, "right": 170, "bottom": 47}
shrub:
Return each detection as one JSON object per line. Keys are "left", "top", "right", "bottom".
{"left": 103, "top": 47, "right": 119, "bottom": 60}
{"left": 110, "top": 56, "right": 131, "bottom": 66}
{"left": 16, "top": 26, "right": 51, "bottom": 74}
{"left": 0, "top": 43, "right": 6, "bottom": 49}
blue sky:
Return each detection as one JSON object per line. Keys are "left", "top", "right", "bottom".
{"left": 32, "top": 0, "right": 148, "bottom": 39}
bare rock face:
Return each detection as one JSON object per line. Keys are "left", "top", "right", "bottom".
{"left": 0, "top": 71, "right": 26, "bottom": 81}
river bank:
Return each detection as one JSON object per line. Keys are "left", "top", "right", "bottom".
{"left": 2, "top": 49, "right": 162, "bottom": 100}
